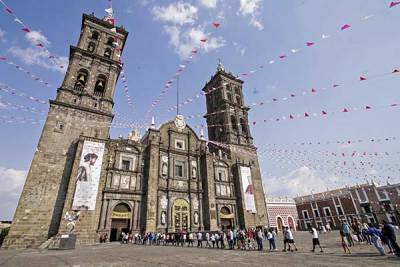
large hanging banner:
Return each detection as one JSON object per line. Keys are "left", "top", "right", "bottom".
{"left": 240, "top": 166, "right": 257, "bottom": 213}
{"left": 72, "top": 140, "right": 105, "bottom": 210}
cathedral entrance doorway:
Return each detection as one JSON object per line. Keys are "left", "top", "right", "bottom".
{"left": 173, "top": 199, "right": 189, "bottom": 232}
{"left": 220, "top": 207, "right": 234, "bottom": 230}
{"left": 110, "top": 203, "right": 131, "bottom": 241}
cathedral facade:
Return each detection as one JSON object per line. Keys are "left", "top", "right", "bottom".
{"left": 4, "top": 13, "right": 268, "bottom": 248}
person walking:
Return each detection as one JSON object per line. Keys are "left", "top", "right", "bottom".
{"left": 256, "top": 227, "right": 264, "bottom": 251}
{"left": 284, "top": 227, "right": 298, "bottom": 252}
{"left": 382, "top": 220, "right": 400, "bottom": 257}
{"left": 228, "top": 229, "right": 234, "bottom": 250}
{"left": 310, "top": 227, "right": 324, "bottom": 252}
{"left": 197, "top": 232, "right": 203, "bottom": 248}
{"left": 341, "top": 221, "right": 354, "bottom": 247}
{"left": 188, "top": 232, "right": 194, "bottom": 247}
{"left": 211, "top": 233, "right": 216, "bottom": 248}
{"left": 339, "top": 230, "right": 351, "bottom": 254}
{"left": 367, "top": 226, "right": 385, "bottom": 256}
{"left": 205, "top": 232, "right": 211, "bottom": 248}
{"left": 267, "top": 228, "right": 277, "bottom": 251}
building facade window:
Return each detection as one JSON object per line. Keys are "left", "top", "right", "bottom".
{"left": 323, "top": 207, "right": 331, "bottom": 217}
{"left": 175, "top": 161, "right": 185, "bottom": 178}
{"left": 175, "top": 139, "right": 185, "bottom": 150}
{"left": 302, "top": 210, "right": 309, "bottom": 219}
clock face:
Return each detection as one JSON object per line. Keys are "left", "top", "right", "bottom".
{"left": 174, "top": 115, "right": 186, "bottom": 130}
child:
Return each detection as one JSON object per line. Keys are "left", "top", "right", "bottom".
{"left": 310, "top": 227, "right": 324, "bottom": 252}
{"left": 340, "top": 230, "right": 351, "bottom": 254}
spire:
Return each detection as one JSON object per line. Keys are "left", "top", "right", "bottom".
{"left": 150, "top": 116, "right": 156, "bottom": 129}
{"left": 217, "top": 58, "right": 224, "bottom": 72}
{"left": 200, "top": 129, "right": 205, "bottom": 140}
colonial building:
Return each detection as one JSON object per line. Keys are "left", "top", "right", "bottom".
{"left": 265, "top": 197, "right": 298, "bottom": 231}
{"left": 4, "top": 13, "right": 268, "bottom": 248}
{"left": 295, "top": 182, "right": 400, "bottom": 230}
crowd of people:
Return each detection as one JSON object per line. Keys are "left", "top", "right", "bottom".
{"left": 108, "top": 220, "right": 400, "bottom": 258}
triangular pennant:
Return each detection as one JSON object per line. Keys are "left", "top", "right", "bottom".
{"left": 200, "top": 38, "right": 207, "bottom": 43}
{"left": 0, "top": 57, "right": 6, "bottom": 60}
{"left": 390, "top": 1, "right": 400, "bottom": 8}
{"left": 341, "top": 24, "right": 351, "bottom": 30}
{"left": 321, "top": 34, "right": 330, "bottom": 39}
{"left": 212, "top": 21, "right": 220, "bottom": 28}
{"left": 290, "top": 94, "right": 296, "bottom": 97}
{"left": 289, "top": 115, "right": 294, "bottom": 119}
{"left": 343, "top": 108, "right": 349, "bottom": 112}
{"left": 333, "top": 84, "right": 340, "bottom": 87}
{"left": 322, "top": 111, "right": 327, "bottom": 115}
{"left": 392, "top": 69, "right": 399, "bottom": 73}
{"left": 304, "top": 112, "right": 309, "bottom": 117}
{"left": 5, "top": 8, "right": 13, "bottom": 14}
{"left": 311, "top": 88, "right": 316, "bottom": 93}
{"left": 365, "top": 106, "right": 371, "bottom": 110}
{"left": 279, "top": 55, "right": 286, "bottom": 59}
{"left": 306, "top": 42, "right": 315, "bottom": 47}
{"left": 22, "top": 28, "right": 30, "bottom": 33}
{"left": 359, "top": 76, "right": 367, "bottom": 81}
{"left": 14, "top": 18, "right": 23, "bottom": 25}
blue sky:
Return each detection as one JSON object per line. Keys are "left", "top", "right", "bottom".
{"left": 0, "top": 0, "right": 399, "bottom": 220}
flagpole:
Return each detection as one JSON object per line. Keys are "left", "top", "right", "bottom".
{"left": 177, "top": 76, "right": 180, "bottom": 116}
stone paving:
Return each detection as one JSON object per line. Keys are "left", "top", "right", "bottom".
{"left": 0, "top": 231, "right": 399, "bottom": 267}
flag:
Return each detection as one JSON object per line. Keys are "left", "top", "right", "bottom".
{"left": 5, "top": 7, "right": 12, "bottom": 14}
{"left": 200, "top": 38, "right": 207, "bottom": 43}
{"left": 321, "top": 34, "right": 330, "bottom": 39}
{"left": 279, "top": 55, "right": 286, "bottom": 59}
{"left": 322, "top": 111, "right": 327, "bottom": 115}
{"left": 360, "top": 76, "right": 367, "bottom": 81}
{"left": 390, "top": 1, "right": 400, "bottom": 8}
{"left": 289, "top": 115, "right": 294, "bottom": 119}
{"left": 105, "top": 8, "right": 113, "bottom": 15}
{"left": 341, "top": 24, "right": 351, "bottom": 30}
{"left": 291, "top": 48, "right": 300, "bottom": 53}
{"left": 213, "top": 21, "right": 220, "bottom": 28}
{"left": 14, "top": 18, "right": 23, "bottom": 25}
{"left": 0, "top": 57, "right": 6, "bottom": 60}
{"left": 305, "top": 112, "right": 309, "bottom": 117}
{"left": 393, "top": 69, "right": 399, "bottom": 73}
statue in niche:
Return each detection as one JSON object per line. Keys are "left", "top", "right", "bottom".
{"left": 194, "top": 211, "right": 199, "bottom": 225}
{"left": 191, "top": 167, "right": 197, "bottom": 178}
{"left": 161, "top": 211, "right": 166, "bottom": 225}
{"left": 161, "top": 163, "right": 168, "bottom": 177}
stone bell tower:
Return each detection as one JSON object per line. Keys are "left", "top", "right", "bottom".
{"left": 4, "top": 13, "right": 128, "bottom": 249}
{"left": 203, "top": 62, "right": 268, "bottom": 229}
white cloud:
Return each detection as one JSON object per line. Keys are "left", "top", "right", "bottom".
{"left": 25, "top": 30, "right": 50, "bottom": 46}
{"left": 152, "top": 2, "right": 198, "bottom": 25}
{"left": 238, "top": 0, "right": 264, "bottom": 30}
{"left": 8, "top": 46, "right": 67, "bottom": 73}
{"left": 0, "top": 167, "right": 27, "bottom": 220}
{"left": 199, "top": 0, "right": 218, "bottom": 9}
{"left": 265, "top": 166, "right": 340, "bottom": 197}
{"left": 164, "top": 25, "right": 225, "bottom": 59}
{"left": 0, "top": 28, "right": 5, "bottom": 42}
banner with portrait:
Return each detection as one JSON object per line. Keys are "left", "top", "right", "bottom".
{"left": 240, "top": 166, "right": 257, "bottom": 213}
{"left": 72, "top": 140, "right": 105, "bottom": 210}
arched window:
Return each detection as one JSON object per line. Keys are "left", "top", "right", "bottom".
{"left": 91, "top": 31, "right": 99, "bottom": 40}
{"left": 235, "top": 86, "right": 241, "bottom": 95}
{"left": 94, "top": 75, "right": 107, "bottom": 96}
{"left": 220, "top": 206, "right": 231, "bottom": 215}
{"left": 231, "top": 116, "right": 238, "bottom": 131}
{"left": 227, "top": 92, "right": 232, "bottom": 102}
{"left": 104, "top": 48, "right": 112, "bottom": 58}
{"left": 88, "top": 42, "right": 96, "bottom": 53}
{"left": 74, "top": 69, "right": 88, "bottom": 91}
{"left": 240, "top": 118, "right": 247, "bottom": 136}
{"left": 236, "top": 95, "right": 241, "bottom": 105}
{"left": 107, "top": 37, "right": 115, "bottom": 46}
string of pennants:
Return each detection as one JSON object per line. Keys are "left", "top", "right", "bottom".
{"left": 0, "top": 0, "right": 66, "bottom": 70}
{"left": 189, "top": 102, "right": 399, "bottom": 130}
{"left": 257, "top": 136, "right": 398, "bottom": 148}
{"left": 162, "top": 3, "right": 400, "bottom": 115}
{"left": 0, "top": 99, "right": 46, "bottom": 115}
{"left": 0, "top": 57, "right": 52, "bottom": 87}
{"left": 235, "top": 1, "right": 400, "bottom": 81}
{"left": 119, "top": 69, "right": 134, "bottom": 108}
{"left": 0, "top": 83, "right": 47, "bottom": 104}
{"left": 181, "top": 67, "right": 400, "bottom": 119}
{"left": 144, "top": 20, "right": 223, "bottom": 121}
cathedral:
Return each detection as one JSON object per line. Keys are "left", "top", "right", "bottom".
{"left": 4, "top": 13, "right": 268, "bottom": 248}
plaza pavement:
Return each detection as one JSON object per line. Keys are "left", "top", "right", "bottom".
{"left": 0, "top": 231, "right": 399, "bottom": 267}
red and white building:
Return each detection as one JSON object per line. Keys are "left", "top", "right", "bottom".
{"left": 294, "top": 182, "right": 400, "bottom": 230}
{"left": 266, "top": 197, "right": 298, "bottom": 231}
